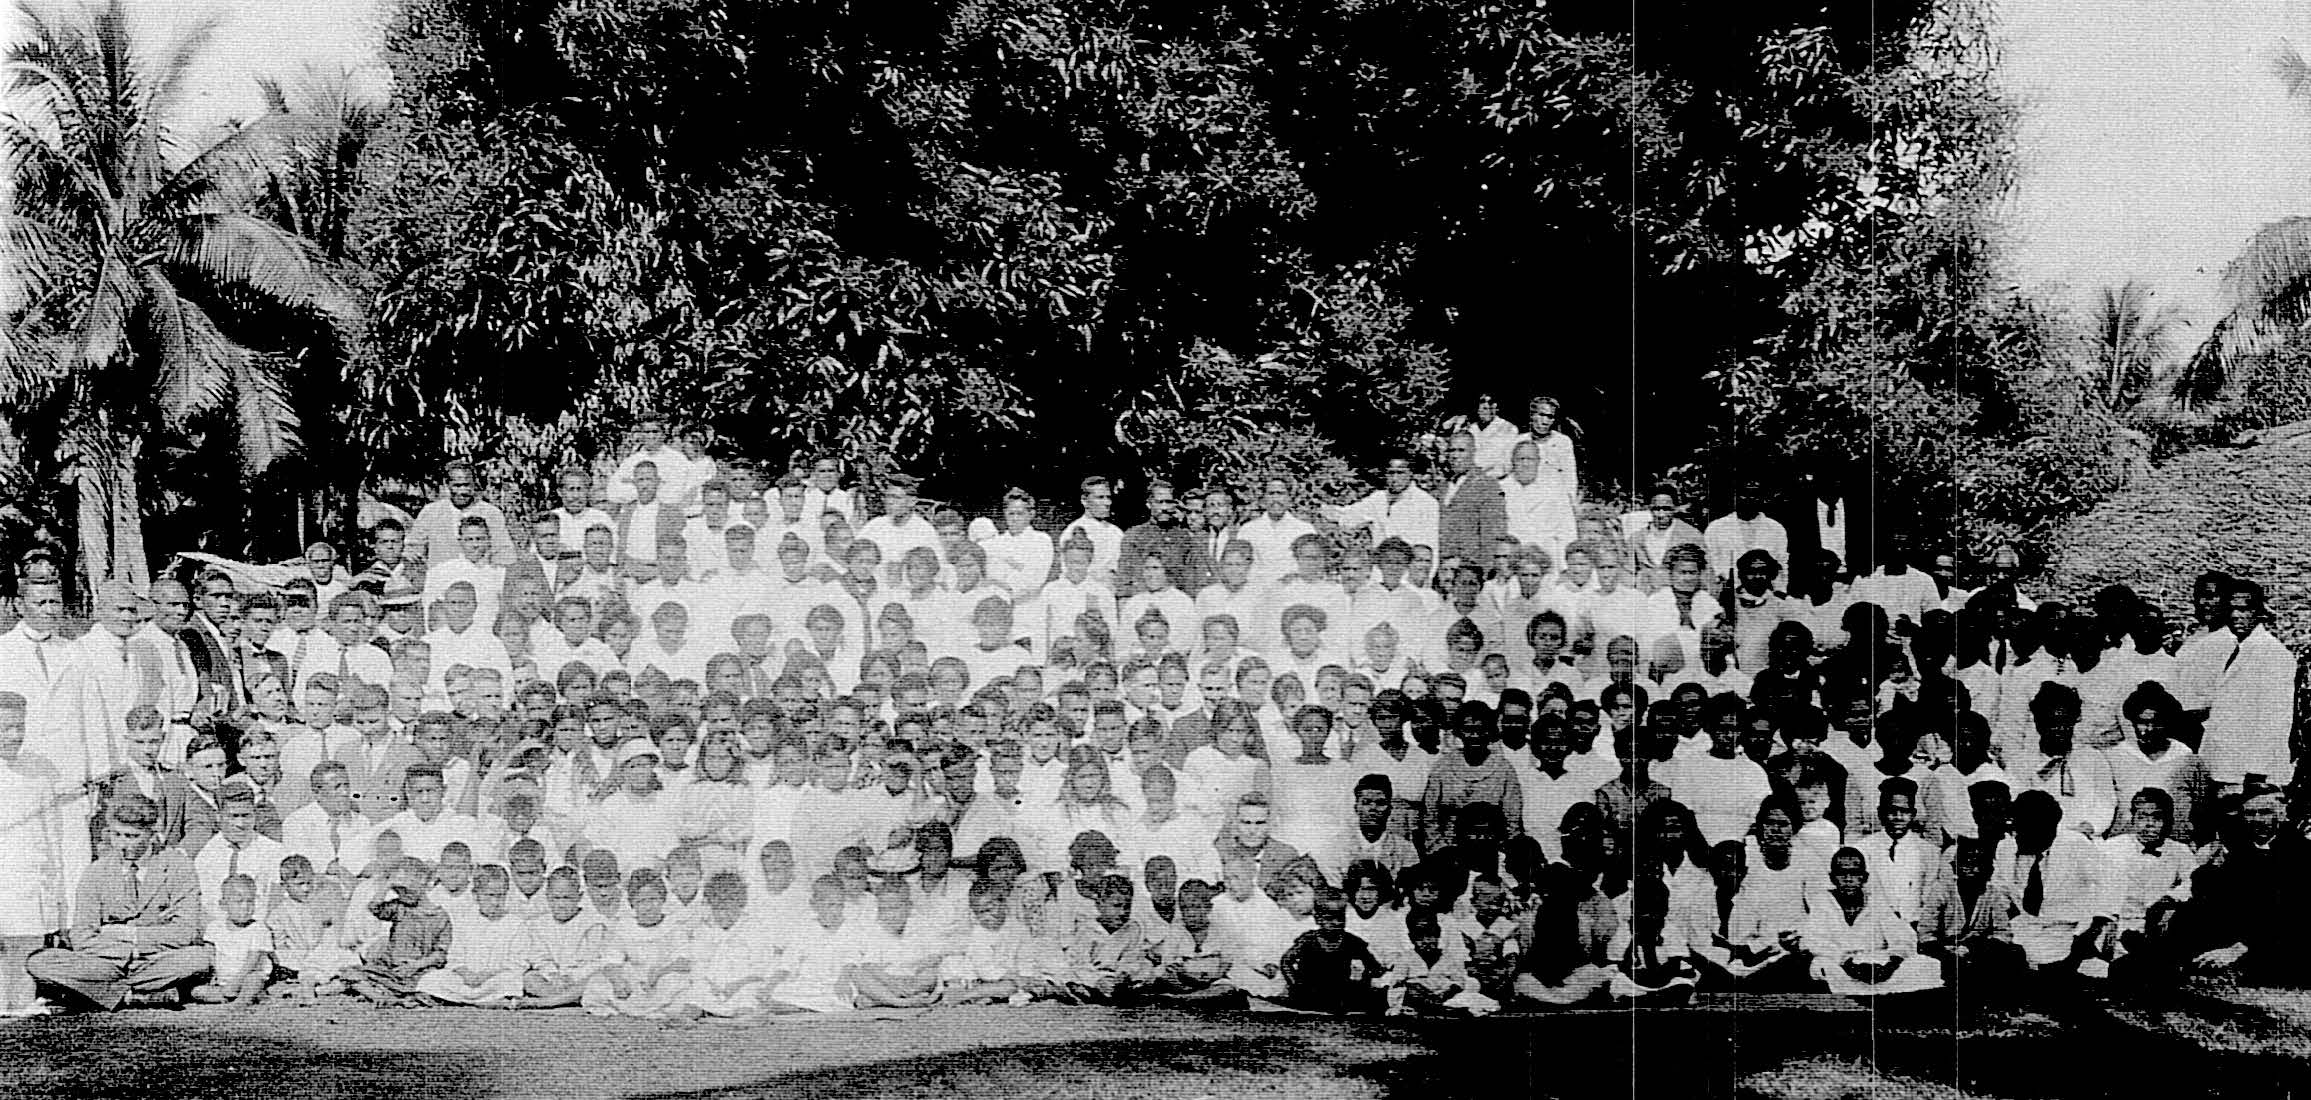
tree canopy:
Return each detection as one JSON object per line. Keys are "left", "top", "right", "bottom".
{"left": 10, "top": 0, "right": 2075, "bottom": 577}
{"left": 348, "top": 0, "right": 1972, "bottom": 515}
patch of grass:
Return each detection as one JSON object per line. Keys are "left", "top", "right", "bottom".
{"left": 1739, "top": 1057, "right": 2011, "bottom": 1100}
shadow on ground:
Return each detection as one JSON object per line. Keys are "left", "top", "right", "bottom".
{"left": 0, "top": 1011, "right": 491, "bottom": 1100}
{"left": 7, "top": 991, "right": 2311, "bottom": 1100}
{"left": 628, "top": 1028, "right": 1406, "bottom": 1100}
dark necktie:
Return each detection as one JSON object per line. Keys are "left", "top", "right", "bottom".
{"left": 2022, "top": 853, "right": 2044, "bottom": 916}
{"left": 2225, "top": 638, "right": 2244, "bottom": 672}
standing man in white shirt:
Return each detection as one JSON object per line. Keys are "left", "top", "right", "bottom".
{"left": 1498, "top": 440, "right": 1577, "bottom": 571}
{"left": 1323, "top": 455, "right": 1439, "bottom": 560}
{"left": 73, "top": 580, "right": 161, "bottom": 735}
{"left": 0, "top": 577, "right": 108, "bottom": 872}
{"left": 408, "top": 463, "right": 515, "bottom": 569}
{"left": 1514, "top": 396, "right": 1579, "bottom": 527}
{"left": 982, "top": 488, "right": 1055, "bottom": 600}
{"left": 1702, "top": 483, "right": 1789, "bottom": 589}
{"left": 857, "top": 473, "right": 942, "bottom": 587}
{"left": 141, "top": 580, "right": 203, "bottom": 722}
{"left": 607, "top": 413, "right": 699, "bottom": 509}
{"left": 800, "top": 452, "right": 858, "bottom": 530}
{"left": 1237, "top": 476, "right": 1317, "bottom": 591}
{"left": 423, "top": 516, "right": 509, "bottom": 633}
{"left": 550, "top": 467, "right": 616, "bottom": 555}
{"left": 1057, "top": 476, "right": 1125, "bottom": 590}
{"left": 2200, "top": 579, "right": 2297, "bottom": 800}
{"left": 1464, "top": 393, "right": 1523, "bottom": 480}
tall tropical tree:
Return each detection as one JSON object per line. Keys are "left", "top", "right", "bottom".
{"left": 2082, "top": 280, "right": 2177, "bottom": 417}
{"left": 4, "top": 0, "right": 360, "bottom": 589}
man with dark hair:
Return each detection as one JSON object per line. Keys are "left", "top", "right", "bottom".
{"left": 2202, "top": 577, "right": 2295, "bottom": 798}
{"left": 1435, "top": 432, "right": 1508, "bottom": 574}
{"left": 1058, "top": 476, "right": 1124, "bottom": 589}
{"left": 409, "top": 461, "right": 514, "bottom": 567}
{"left": 1116, "top": 478, "right": 1216, "bottom": 597}
{"left": 2005, "top": 789, "right": 2114, "bottom": 973}
{"left": 28, "top": 793, "right": 215, "bottom": 1011}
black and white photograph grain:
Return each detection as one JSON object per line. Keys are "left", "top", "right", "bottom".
{"left": 5, "top": 0, "right": 2309, "bottom": 1096}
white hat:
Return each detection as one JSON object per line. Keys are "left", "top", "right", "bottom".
{"left": 614, "top": 739, "right": 661, "bottom": 767}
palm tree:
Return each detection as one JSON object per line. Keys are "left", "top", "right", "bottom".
{"left": 2080, "top": 280, "right": 2177, "bottom": 416}
{"left": 3, "top": 0, "right": 361, "bottom": 589}
{"left": 2150, "top": 41, "right": 2311, "bottom": 430}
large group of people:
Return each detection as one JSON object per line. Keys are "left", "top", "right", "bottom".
{"left": 0, "top": 394, "right": 2302, "bottom": 1023}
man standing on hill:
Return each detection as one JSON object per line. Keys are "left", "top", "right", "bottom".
{"left": 2200, "top": 578, "right": 2295, "bottom": 799}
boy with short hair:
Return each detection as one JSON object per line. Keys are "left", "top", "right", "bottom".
{"left": 667, "top": 871, "right": 771, "bottom": 1020}
{"left": 175, "top": 734, "right": 231, "bottom": 851}
{"left": 266, "top": 855, "right": 356, "bottom": 1000}
{"left": 432, "top": 841, "right": 480, "bottom": 930}
{"left": 190, "top": 875, "right": 277, "bottom": 1005}
{"left": 513, "top": 867, "right": 604, "bottom": 1008}
{"left": 2101, "top": 787, "right": 2197, "bottom": 967}
{"left": 847, "top": 878, "right": 946, "bottom": 1008}
{"left": 505, "top": 838, "right": 550, "bottom": 918}
{"left": 1387, "top": 910, "right": 1492, "bottom": 1016}
{"left": 1278, "top": 884, "right": 1387, "bottom": 1013}
{"left": 346, "top": 857, "right": 453, "bottom": 1006}
{"left": 1146, "top": 879, "right": 1238, "bottom": 1006}
{"left": 762, "top": 874, "right": 869, "bottom": 1013}
{"left": 582, "top": 870, "right": 697, "bottom": 1018}
{"left": 1060, "top": 873, "right": 1157, "bottom": 1002}
{"left": 941, "top": 879, "right": 1049, "bottom": 1005}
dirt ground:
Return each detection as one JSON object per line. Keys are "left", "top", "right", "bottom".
{"left": 0, "top": 988, "right": 2301, "bottom": 1100}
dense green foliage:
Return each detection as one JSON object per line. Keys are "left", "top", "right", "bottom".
{"left": 348, "top": 0, "right": 1973, "bottom": 520}
{"left": 12, "top": 0, "right": 2169, "bottom": 587}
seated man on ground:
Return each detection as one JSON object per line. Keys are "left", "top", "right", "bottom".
{"left": 29, "top": 794, "right": 214, "bottom": 1012}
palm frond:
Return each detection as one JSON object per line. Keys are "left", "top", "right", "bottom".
{"left": 230, "top": 350, "right": 301, "bottom": 474}
{"left": 0, "top": 213, "right": 80, "bottom": 312}
{"left": 135, "top": 265, "right": 235, "bottom": 425}
{"left": 1, "top": 111, "right": 115, "bottom": 228}
{"left": 2187, "top": 215, "right": 2311, "bottom": 382}
{"left": 143, "top": 111, "right": 338, "bottom": 217}
{"left": 2080, "top": 279, "right": 2178, "bottom": 415}
{"left": 165, "top": 210, "right": 363, "bottom": 325}
{"left": 2279, "top": 39, "right": 2311, "bottom": 106}
{"left": 76, "top": 254, "right": 131, "bottom": 371}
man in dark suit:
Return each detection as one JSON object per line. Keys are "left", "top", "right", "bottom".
{"left": 89, "top": 706, "right": 189, "bottom": 852}
{"left": 180, "top": 572, "right": 242, "bottom": 714}
{"left": 1435, "top": 430, "right": 1508, "bottom": 574}
{"left": 29, "top": 793, "right": 214, "bottom": 1011}
{"left": 1116, "top": 479, "right": 1218, "bottom": 597}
